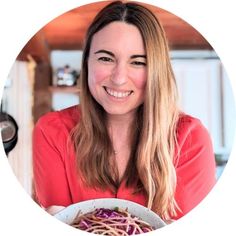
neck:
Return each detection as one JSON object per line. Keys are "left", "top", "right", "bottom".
{"left": 106, "top": 111, "right": 135, "bottom": 129}
{"left": 107, "top": 113, "right": 135, "bottom": 155}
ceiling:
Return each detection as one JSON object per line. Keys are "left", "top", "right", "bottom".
{"left": 18, "top": 1, "right": 212, "bottom": 62}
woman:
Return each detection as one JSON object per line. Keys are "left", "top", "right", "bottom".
{"left": 33, "top": 1, "right": 216, "bottom": 221}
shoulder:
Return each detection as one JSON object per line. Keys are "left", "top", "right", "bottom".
{"left": 176, "top": 113, "right": 213, "bottom": 153}
{"left": 35, "top": 105, "right": 81, "bottom": 134}
{"left": 177, "top": 113, "right": 202, "bottom": 130}
{"left": 33, "top": 106, "right": 81, "bottom": 161}
{"left": 177, "top": 114, "right": 208, "bottom": 138}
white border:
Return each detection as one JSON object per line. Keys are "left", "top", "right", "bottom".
{"left": 0, "top": 1, "right": 236, "bottom": 235}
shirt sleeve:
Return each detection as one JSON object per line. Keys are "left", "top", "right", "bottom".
{"left": 32, "top": 112, "right": 72, "bottom": 208}
{"left": 173, "top": 116, "right": 217, "bottom": 219}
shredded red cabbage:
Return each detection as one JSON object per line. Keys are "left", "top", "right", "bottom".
{"left": 72, "top": 207, "right": 154, "bottom": 235}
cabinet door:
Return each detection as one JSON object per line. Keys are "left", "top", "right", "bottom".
{"left": 171, "top": 59, "right": 222, "bottom": 153}
{"left": 221, "top": 66, "right": 236, "bottom": 158}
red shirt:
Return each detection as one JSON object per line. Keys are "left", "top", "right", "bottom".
{"left": 33, "top": 106, "right": 216, "bottom": 220}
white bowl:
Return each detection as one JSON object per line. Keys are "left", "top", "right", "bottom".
{"left": 54, "top": 198, "right": 166, "bottom": 230}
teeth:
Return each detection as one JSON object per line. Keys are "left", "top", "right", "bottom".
{"left": 105, "top": 87, "right": 132, "bottom": 98}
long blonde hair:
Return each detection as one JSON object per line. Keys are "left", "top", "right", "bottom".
{"left": 71, "top": 1, "right": 180, "bottom": 220}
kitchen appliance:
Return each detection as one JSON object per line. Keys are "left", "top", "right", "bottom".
{"left": 0, "top": 111, "right": 18, "bottom": 155}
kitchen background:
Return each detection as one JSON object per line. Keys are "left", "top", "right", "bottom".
{"left": 1, "top": 1, "right": 235, "bottom": 198}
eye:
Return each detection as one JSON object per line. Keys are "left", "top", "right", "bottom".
{"left": 131, "top": 61, "right": 146, "bottom": 66}
{"left": 98, "top": 57, "right": 114, "bottom": 63}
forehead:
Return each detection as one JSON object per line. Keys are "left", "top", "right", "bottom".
{"left": 90, "top": 21, "right": 145, "bottom": 54}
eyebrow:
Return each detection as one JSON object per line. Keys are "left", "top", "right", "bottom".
{"left": 94, "top": 50, "right": 115, "bottom": 57}
{"left": 94, "top": 49, "right": 146, "bottom": 59}
{"left": 130, "top": 55, "right": 146, "bottom": 59}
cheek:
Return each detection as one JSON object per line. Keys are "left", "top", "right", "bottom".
{"left": 88, "top": 64, "right": 109, "bottom": 86}
{"left": 132, "top": 71, "right": 147, "bottom": 90}
{"left": 90, "top": 70, "right": 105, "bottom": 84}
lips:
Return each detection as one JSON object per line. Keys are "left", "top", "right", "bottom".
{"left": 104, "top": 86, "right": 133, "bottom": 98}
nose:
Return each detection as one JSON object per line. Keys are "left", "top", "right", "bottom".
{"left": 110, "top": 62, "right": 128, "bottom": 86}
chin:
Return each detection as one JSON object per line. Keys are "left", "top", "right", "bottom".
{"left": 103, "top": 107, "right": 137, "bottom": 117}
{"left": 105, "top": 109, "right": 126, "bottom": 116}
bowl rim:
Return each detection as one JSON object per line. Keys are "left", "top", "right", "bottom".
{"left": 54, "top": 198, "right": 166, "bottom": 230}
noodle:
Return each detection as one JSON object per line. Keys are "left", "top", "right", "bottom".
{"left": 71, "top": 208, "right": 154, "bottom": 235}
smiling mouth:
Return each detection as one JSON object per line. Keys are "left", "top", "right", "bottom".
{"left": 104, "top": 86, "right": 133, "bottom": 98}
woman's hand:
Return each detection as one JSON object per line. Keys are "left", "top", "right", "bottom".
{"left": 44, "top": 205, "right": 66, "bottom": 215}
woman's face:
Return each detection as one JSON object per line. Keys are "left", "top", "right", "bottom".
{"left": 87, "top": 21, "right": 147, "bottom": 118}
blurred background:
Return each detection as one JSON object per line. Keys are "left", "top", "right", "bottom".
{"left": 1, "top": 1, "right": 235, "bottom": 197}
